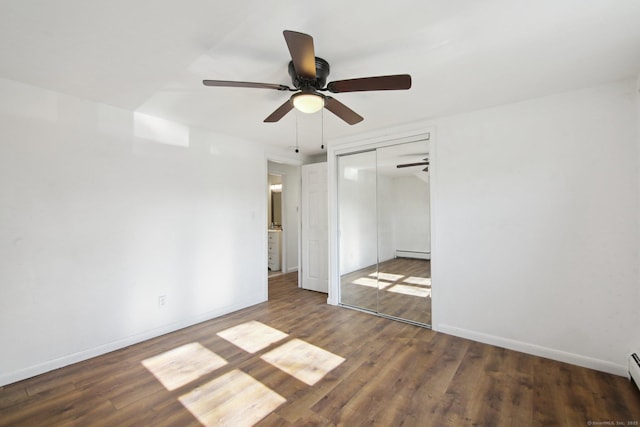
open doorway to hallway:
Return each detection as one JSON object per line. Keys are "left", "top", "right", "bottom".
{"left": 267, "top": 161, "right": 301, "bottom": 280}
{"left": 268, "top": 173, "right": 283, "bottom": 277}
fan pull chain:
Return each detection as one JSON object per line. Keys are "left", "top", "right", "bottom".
{"left": 321, "top": 109, "right": 324, "bottom": 150}
{"left": 295, "top": 112, "right": 299, "bottom": 153}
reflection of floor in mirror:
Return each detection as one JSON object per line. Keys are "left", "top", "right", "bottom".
{"left": 340, "top": 258, "right": 431, "bottom": 325}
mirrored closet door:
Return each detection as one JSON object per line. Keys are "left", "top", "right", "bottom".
{"left": 338, "top": 139, "right": 431, "bottom": 326}
{"left": 337, "top": 150, "right": 378, "bottom": 312}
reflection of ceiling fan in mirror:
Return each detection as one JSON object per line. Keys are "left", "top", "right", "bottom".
{"left": 396, "top": 158, "right": 429, "bottom": 172}
{"left": 202, "top": 30, "right": 412, "bottom": 125}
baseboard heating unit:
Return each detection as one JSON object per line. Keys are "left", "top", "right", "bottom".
{"left": 630, "top": 353, "right": 640, "bottom": 391}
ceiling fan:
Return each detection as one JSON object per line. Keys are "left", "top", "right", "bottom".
{"left": 203, "top": 30, "right": 412, "bottom": 125}
{"left": 397, "top": 157, "right": 429, "bottom": 172}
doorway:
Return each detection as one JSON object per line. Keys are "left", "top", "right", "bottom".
{"left": 268, "top": 173, "right": 283, "bottom": 276}
{"left": 267, "top": 161, "right": 301, "bottom": 279}
{"left": 337, "top": 138, "right": 431, "bottom": 326}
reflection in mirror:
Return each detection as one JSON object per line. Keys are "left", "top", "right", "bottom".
{"left": 338, "top": 150, "right": 378, "bottom": 312}
{"left": 337, "top": 139, "right": 431, "bottom": 326}
{"left": 377, "top": 141, "right": 431, "bottom": 325}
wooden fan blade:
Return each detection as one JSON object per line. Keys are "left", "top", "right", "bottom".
{"left": 324, "top": 97, "right": 363, "bottom": 125}
{"left": 264, "top": 99, "right": 294, "bottom": 123}
{"left": 283, "top": 30, "right": 316, "bottom": 79}
{"left": 203, "top": 80, "right": 291, "bottom": 91}
{"left": 326, "top": 74, "right": 412, "bottom": 93}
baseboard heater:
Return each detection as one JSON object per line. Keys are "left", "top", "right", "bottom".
{"left": 630, "top": 353, "right": 640, "bottom": 392}
{"left": 396, "top": 250, "right": 430, "bottom": 260}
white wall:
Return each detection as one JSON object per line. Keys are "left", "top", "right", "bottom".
{"left": 0, "top": 78, "right": 267, "bottom": 386}
{"left": 432, "top": 79, "right": 638, "bottom": 375}
{"left": 337, "top": 154, "right": 377, "bottom": 274}
{"left": 392, "top": 175, "right": 430, "bottom": 255}
{"left": 267, "top": 161, "right": 299, "bottom": 273}
{"left": 377, "top": 174, "right": 395, "bottom": 263}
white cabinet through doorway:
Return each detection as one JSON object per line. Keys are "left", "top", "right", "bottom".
{"left": 268, "top": 230, "right": 281, "bottom": 271}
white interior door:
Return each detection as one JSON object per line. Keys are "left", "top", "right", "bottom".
{"left": 301, "top": 162, "right": 328, "bottom": 293}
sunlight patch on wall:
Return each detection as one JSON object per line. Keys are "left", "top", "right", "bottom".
{"left": 141, "top": 342, "right": 227, "bottom": 391}
{"left": 179, "top": 369, "right": 286, "bottom": 427}
{"left": 217, "top": 320, "right": 288, "bottom": 353}
{"left": 261, "top": 338, "right": 345, "bottom": 386}
{"left": 134, "top": 111, "right": 189, "bottom": 147}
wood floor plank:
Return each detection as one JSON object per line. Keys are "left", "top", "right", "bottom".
{"left": 1, "top": 271, "right": 639, "bottom": 427}
{"left": 0, "top": 384, "right": 28, "bottom": 411}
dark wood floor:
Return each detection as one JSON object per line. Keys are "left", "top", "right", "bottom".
{"left": 1, "top": 272, "right": 639, "bottom": 426}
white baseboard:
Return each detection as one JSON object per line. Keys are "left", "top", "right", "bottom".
{"left": 396, "top": 250, "right": 430, "bottom": 260}
{"left": 286, "top": 266, "right": 298, "bottom": 273}
{"left": 436, "top": 323, "right": 627, "bottom": 377}
{"left": 0, "top": 297, "right": 265, "bottom": 387}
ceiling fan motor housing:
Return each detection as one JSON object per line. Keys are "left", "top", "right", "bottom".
{"left": 288, "top": 57, "right": 330, "bottom": 89}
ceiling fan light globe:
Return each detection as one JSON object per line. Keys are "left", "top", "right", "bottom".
{"left": 292, "top": 93, "right": 324, "bottom": 114}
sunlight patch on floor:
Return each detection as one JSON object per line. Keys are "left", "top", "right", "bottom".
{"left": 142, "top": 342, "right": 227, "bottom": 391}
{"left": 354, "top": 276, "right": 394, "bottom": 289}
{"left": 352, "top": 277, "right": 379, "bottom": 288}
{"left": 387, "top": 283, "right": 431, "bottom": 298}
{"left": 377, "top": 280, "right": 394, "bottom": 290}
{"left": 403, "top": 276, "right": 431, "bottom": 286}
{"left": 217, "top": 320, "right": 289, "bottom": 353}
{"left": 371, "top": 272, "right": 405, "bottom": 281}
{"left": 179, "top": 369, "right": 286, "bottom": 427}
{"left": 261, "top": 338, "right": 345, "bottom": 386}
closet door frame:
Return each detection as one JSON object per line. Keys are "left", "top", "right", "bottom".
{"left": 327, "top": 129, "right": 436, "bottom": 325}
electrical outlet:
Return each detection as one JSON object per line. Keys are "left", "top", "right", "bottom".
{"left": 158, "top": 295, "right": 166, "bottom": 308}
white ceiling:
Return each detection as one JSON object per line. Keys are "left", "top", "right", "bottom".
{"left": 1, "top": 0, "right": 639, "bottom": 155}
